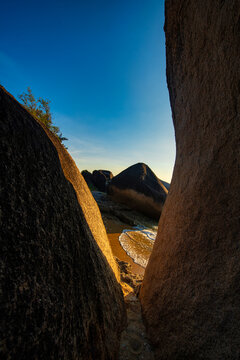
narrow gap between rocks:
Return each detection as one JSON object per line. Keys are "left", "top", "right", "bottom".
{"left": 117, "top": 259, "right": 154, "bottom": 360}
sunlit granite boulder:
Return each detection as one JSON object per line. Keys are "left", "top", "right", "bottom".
{"left": 140, "top": 1, "right": 240, "bottom": 359}
{"left": 0, "top": 85, "right": 125, "bottom": 359}
{"left": 45, "top": 136, "right": 119, "bottom": 281}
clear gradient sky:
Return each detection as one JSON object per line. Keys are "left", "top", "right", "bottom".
{"left": 0, "top": 0, "right": 175, "bottom": 182}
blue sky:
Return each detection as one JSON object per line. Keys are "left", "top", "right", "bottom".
{"left": 0, "top": 0, "right": 175, "bottom": 182}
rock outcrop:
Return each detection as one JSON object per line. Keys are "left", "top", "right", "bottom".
{"left": 108, "top": 163, "right": 167, "bottom": 219}
{"left": 140, "top": 1, "right": 240, "bottom": 359}
{"left": 81, "top": 169, "right": 113, "bottom": 192}
{"left": 81, "top": 170, "right": 95, "bottom": 190}
{"left": 0, "top": 86, "right": 125, "bottom": 359}
{"left": 92, "top": 170, "right": 113, "bottom": 192}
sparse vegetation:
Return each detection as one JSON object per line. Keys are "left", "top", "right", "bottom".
{"left": 19, "top": 87, "right": 68, "bottom": 145}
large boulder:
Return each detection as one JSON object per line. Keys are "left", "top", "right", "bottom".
{"left": 0, "top": 86, "right": 125, "bottom": 359}
{"left": 108, "top": 163, "right": 167, "bottom": 219}
{"left": 92, "top": 170, "right": 113, "bottom": 192}
{"left": 140, "top": 1, "right": 240, "bottom": 359}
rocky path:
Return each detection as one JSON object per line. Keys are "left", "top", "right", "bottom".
{"left": 116, "top": 259, "right": 154, "bottom": 360}
{"left": 119, "top": 293, "right": 154, "bottom": 360}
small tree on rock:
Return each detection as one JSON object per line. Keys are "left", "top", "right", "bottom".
{"left": 19, "top": 87, "right": 68, "bottom": 145}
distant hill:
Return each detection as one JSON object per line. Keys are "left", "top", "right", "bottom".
{"left": 108, "top": 162, "right": 168, "bottom": 219}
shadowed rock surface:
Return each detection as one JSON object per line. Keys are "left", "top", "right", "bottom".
{"left": 81, "top": 170, "right": 96, "bottom": 189}
{"left": 108, "top": 163, "right": 167, "bottom": 219}
{"left": 0, "top": 86, "right": 125, "bottom": 359}
{"left": 140, "top": 1, "right": 240, "bottom": 359}
{"left": 160, "top": 179, "right": 170, "bottom": 190}
{"left": 92, "top": 170, "right": 113, "bottom": 192}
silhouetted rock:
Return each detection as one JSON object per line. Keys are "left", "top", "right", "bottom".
{"left": 0, "top": 86, "right": 125, "bottom": 359}
{"left": 92, "top": 169, "right": 113, "bottom": 192}
{"left": 159, "top": 179, "right": 170, "bottom": 190}
{"left": 140, "top": 1, "right": 240, "bottom": 359}
{"left": 81, "top": 169, "right": 95, "bottom": 189}
{"left": 108, "top": 163, "right": 167, "bottom": 219}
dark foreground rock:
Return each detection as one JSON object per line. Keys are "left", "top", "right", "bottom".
{"left": 140, "top": 1, "right": 240, "bottom": 359}
{"left": 108, "top": 163, "right": 168, "bottom": 219}
{"left": 0, "top": 86, "right": 125, "bottom": 359}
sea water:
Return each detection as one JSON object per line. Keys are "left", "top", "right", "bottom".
{"left": 119, "top": 226, "right": 157, "bottom": 268}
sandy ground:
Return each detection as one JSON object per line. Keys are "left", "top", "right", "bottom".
{"left": 103, "top": 218, "right": 145, "bottom": 276}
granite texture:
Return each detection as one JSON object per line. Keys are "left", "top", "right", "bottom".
{"left": 0, "top": 86, "right": 125, "bottom": 359}
{"left": 140, "top": 1, "right": 240, "bottom": 359}
{"left": 44, "top": 128, "right": 120, "bottom": 281}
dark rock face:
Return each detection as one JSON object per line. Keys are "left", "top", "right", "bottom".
{"left": 0, "top": 86, "right": 125, "bottom": 359}
{"left": 108, "top": 163, "right": 167, "bottom": 219}
{"left": 92, "top": 170, "right": 113, "bottom": 192}
{"left": 140, "top": 1, "right": 240, "bottom": 359}
{"left": 81, "top": 170, "right": 95, "bottom": 189}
